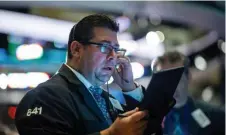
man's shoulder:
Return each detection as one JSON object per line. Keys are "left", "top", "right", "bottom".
{"left": 20, "top": 74, "right": 72, "bottom": 104}
{"left": 16, "top": 74, "right": 76, "bottom": 117}
{"left": 40, "top": 73, "right": 67, "bottom": 88}
{"left": 194, "top": 100, "right": 224, "bottom": 114}
{"left": 40, "top": 73, "right": 72, "bottom": 91}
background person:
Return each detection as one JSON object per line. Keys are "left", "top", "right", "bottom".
{"left": 152, "top": 51, "right": 225, "bottom": 135}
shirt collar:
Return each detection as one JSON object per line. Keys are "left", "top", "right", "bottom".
{"left": 65, "top": 63, "right": 93, "bottom": 89}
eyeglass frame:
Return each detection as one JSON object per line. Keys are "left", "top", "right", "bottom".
{"left": 79, "top": 41, "right": 127, "bottom": 56}
{"left": 71, "top": 25, "right": 126, "bottom": 56}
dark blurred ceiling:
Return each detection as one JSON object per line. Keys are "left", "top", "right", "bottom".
{"left": 0, "top": 1, "right": 224, "bottom": 61}
{"left": 188, "top": 1, "right": 225, "bottom": 12}
{"left": 0, "top": 1, "right": 224, "bottom": 38}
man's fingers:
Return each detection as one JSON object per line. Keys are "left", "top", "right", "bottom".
{"left": 112, "top": 69, "right": 121, "bottom": 81}
{"left": 117, "top": 57, "right": 131, "bottom": 67}
{"left": 121, "top": 108, "right": 139, "bottom": 116}
{"left": 132, "top": 122, "right": 148, "bottom": 135}
{"left": 117, "top": 56, "right": 130, "bottom": 62}
{"left": 129, "top": 110, "right": 149, "bottom": 122}
{"left": 134, "top": 120, "right": 148, "bottom": 130}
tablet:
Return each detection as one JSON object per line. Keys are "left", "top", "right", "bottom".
{"left": 139, "top": 66, "right": 185, "bottom": 115}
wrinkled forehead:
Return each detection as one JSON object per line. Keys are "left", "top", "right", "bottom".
{"left": 92, "top": 27, "right": 118, "bottom": 46}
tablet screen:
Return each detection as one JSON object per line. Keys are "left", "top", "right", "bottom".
{"left": 139, "top": 66, "right": 185, "bottom": 114}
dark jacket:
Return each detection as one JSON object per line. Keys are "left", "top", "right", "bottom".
{"left": 15, "top": 64, "right": 142, "bottom": 135}
{"left": 15, "top": 64, "right": 174, "bottom": 135}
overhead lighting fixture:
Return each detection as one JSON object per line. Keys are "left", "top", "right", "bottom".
{"left": 194, "top": 55, "right": 207, "bottom": 71}
{"left": 149, "top": 14, "right": 161, "bottom": 26}
{"left": 16, "top": 43, "right": 44, "bottom": 60}
{"left": 7, "top": 72, "right": 49, "bottom": 89}
{"left": 118, "top": 40, "right": 138, "bottom": 56}
{"left": 137, "top": 17, "right": 149, "bottom": 28}
{"left": 116, "top": 16, "right": 131, "bottom": 32}
{"left": 8, "top": 73, "right": 28, "bottom": 89}
{"left": 155, "top": 31, "right": 165, "bottom": 43}
{"left": 146, "top": 31, "right": 161, "bottom": 46}
{"left": 117, "top": 32, "right": 133, "bottom": 40}
{"left": 0, "top": 73, "right": 8, "bottom": 90}
{"left": 26, "top": 72, "right": 49, "bottom": 88}
{"left": 0, "top": 10, "right": 129, "bottom": 44}
{"left": 133, "top": 37, "right": 165, "bottom": 59}
{"left": 131, "top": 62, "right": 144, "bottom": 79}
{"left": 0, "top": 10, "right": 75, "bottom": 43}
{"left": 218, "top": 40, "right": 225, "bottom": 53}
{"left": 202, "top": 86, "right": 213, "bottom": 102}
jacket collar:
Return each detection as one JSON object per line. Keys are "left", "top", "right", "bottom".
{"left": 57, "top": 64, "right": 83, "bottom": 86}
{"left": 57, "top": 64, "right": 107, "bottom": 123}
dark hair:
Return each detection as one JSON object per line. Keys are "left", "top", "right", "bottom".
{"left": 67, "top": 14, "right": 119, "bottom": 59}
{"left": 154, "top": 51, "right": 190, "bottom": 75}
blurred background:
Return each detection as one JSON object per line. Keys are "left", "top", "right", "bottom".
{"left": 0, "top": 1, "right": 224, "bottom": 134}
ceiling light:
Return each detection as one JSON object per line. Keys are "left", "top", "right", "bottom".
{"left": 194, "top": 55, "right": 207, "bottom": 71}
{"left": 146, "top": 31, "right": 161, "bottom": 46}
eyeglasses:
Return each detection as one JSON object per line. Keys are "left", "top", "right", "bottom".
{"left": 80, "top": 41, "right": 126, "bottom": 56}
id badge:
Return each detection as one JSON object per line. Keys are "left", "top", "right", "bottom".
{"left": 109, "top": 97, "right": 124, "bottom": 111}
{"left": 191, "top": 108, "right": 211, "bottom": 128}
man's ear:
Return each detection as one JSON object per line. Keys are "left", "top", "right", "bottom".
{"left": 70, "top": 41, "right": 83, "bottom": 58}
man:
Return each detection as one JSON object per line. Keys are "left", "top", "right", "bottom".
{"left": 152, "top": 51, "right": 225, "bottom": 135}
{"left": 15, "top": 14, "right": 171, "bottom": 135}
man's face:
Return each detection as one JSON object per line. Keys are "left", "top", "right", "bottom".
{"left": 79, "top": 27, "right": 118, "bottom": 86}
{"left": 157, "top": 61, "right": 189, "bottom": 108}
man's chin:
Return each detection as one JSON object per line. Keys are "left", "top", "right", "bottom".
{"left": 102, "top": 77, "right": 111, "bottom": 83}
{"left": 96, "top": 76, "right": 111, "bottom": 84}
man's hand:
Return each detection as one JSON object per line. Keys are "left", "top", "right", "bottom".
{"left": 112, "top": 56, "right": 136, "bottom": 91}
{"left": 101, "top": 108, "right": 148, "bottom": 135}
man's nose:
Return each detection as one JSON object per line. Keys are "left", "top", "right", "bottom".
{"left": 107, "top": 49, "right": 117, "bottom": 61}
